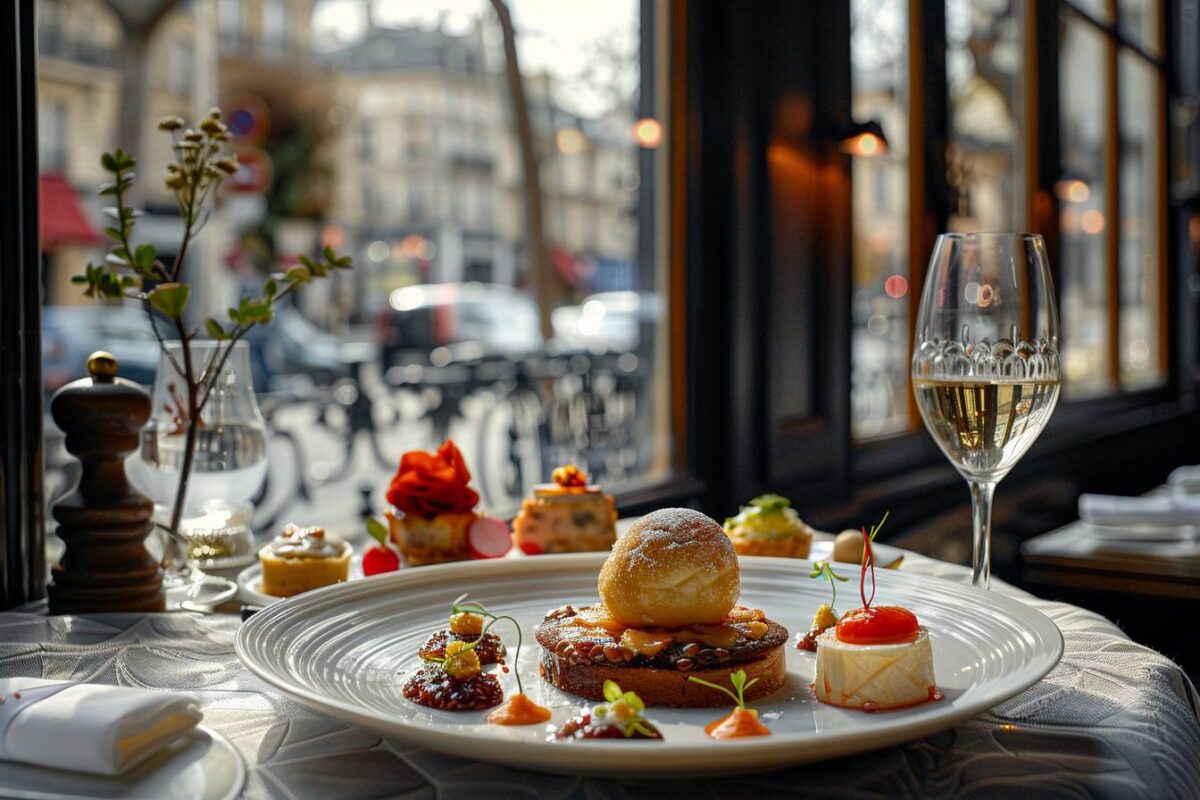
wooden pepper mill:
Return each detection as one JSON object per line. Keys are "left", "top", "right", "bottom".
{"left": 48, "top": 351, "right": 165, "bottom": 613}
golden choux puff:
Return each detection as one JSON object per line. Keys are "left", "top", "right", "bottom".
{"left": 598, "top": 508, "right": 740, "bottom": 628}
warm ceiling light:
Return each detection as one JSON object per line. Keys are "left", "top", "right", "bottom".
{"left": 555, "top": 127, "right": 588, "bottom": 155}
{"left": 632, "top": 118, "right": 663, "bottom": 149}
{"left": 1054, "top": 178, "right": 1091, "bottom": 203}
{"left": 1080, "top": 209, "right": 1105, "bottom": 234}
{"left": 839, "top": 120, "right": 888, "bottom": 157}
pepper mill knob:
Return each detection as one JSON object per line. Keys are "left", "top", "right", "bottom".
{"left": 47, "top": 353, "right": 165, "bottom": 613}
{"left": 86, "top": 351, "right": 118, "bottom": 382}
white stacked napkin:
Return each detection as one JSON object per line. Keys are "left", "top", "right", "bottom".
{"left": 0, "top": 677, "right": 202, "bottom": 776}
{"left": 1167, "top": 465, "right": 1200, "bottom": 490}
{"left": 1079, "top": 493, "right": 1200, "bottom": 527}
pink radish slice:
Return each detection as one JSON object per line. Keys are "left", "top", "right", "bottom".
{"left": 468, "top": 516, "right": 513, "bottom": 559}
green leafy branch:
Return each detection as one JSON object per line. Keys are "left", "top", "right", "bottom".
{"left": 687, "top": 669, "right": 759, "bottom": 710}
{"left": 69, "top": 108, "right": 352, "bottom": 539}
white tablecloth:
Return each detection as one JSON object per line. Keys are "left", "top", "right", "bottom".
{"left": 1, "top": 554, "right": 1197, "bottom": 799}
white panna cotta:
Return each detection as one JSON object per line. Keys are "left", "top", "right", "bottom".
{"left": 813, "top": 626, "right": 936, "bottom": 710}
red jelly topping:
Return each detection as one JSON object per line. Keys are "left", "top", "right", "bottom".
{"left": 835, "top": 606, "right": 920, "bottom": 645}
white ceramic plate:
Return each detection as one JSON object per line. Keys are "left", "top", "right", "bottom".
{"left": 0, "top": 726, "right": 244, "bottom": 800}
{"left": 236, "top": 553, "right": 1062, "bottom": 775}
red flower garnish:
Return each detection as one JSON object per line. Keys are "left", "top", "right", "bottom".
{"left": 386, "top": 440, "right": 480, "bottom": 518}
{"left": 551, "top": 464, "right": 587, "bottom": 488}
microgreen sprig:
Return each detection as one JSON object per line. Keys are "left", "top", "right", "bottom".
{"left": 600, "top": 680, "right": 655, "bottom": 738}
{"left": 687, "top": 669, "right": 759, "bottom": 710}
{"left": 859, "top": 511, "right": 890, "bottom": 610}
{"left": 808, "top": 560, "right": 849, "bottom": 614}
{"left": 442, "top": 594, "right": 526, "bottom": 694}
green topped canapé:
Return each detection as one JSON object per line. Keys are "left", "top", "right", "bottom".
{"left": 724, "top": 494, "right": 799, "bottom": 532}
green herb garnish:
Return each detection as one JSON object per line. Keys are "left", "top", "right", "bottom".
{"left": 686, "top": 669, "right": 759, "bottom": 710}
{"left": 437, "top": 594, "right": 526, "bottom": 694}
{"left": 366, "top": 516, "right": 389, "bottom": 545}
{"left": 808, "top": 560, "right": 848, "bottom": 613}
{"left": 600, "top": 680, "right": 653, "bottom": 738}
{"left": 724, "top": 494, "right": 795, "bottom": 528}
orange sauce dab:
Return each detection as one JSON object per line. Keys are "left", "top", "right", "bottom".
{"left": 486, "top": 693, "right": 552, "bottom": 726}
{"left": 704, "top": 706, "right": 771, "bottom": 739}
{"left": 836, "top": 606, "right": 920, "bottom": 645}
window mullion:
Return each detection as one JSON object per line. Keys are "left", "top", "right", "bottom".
{"left": 1154, "top": 0, "right": 1169, "bottom": 378}
{"left": 1105, "top": 0, "right": 1122, "bottom": 387}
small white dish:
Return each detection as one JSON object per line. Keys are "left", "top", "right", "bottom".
{"left": 0, "top": 725, "right": 244, "bottom": 800}
{"left": 809, "top": 538, "right": 905, "bottom": 569}
{"left": 237, "top": 555, "right": 365, "bottom": 607}
{"left": 236, "top": 553, "right": 1062, "bottom": 776}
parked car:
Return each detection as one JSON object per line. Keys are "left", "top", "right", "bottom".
{"left": 42, "top": 304, "right": 161, "bottom": 392}
{"left": 550, "top": 291, "right": 664, "bottom": 353}
{"left": 376, "top": 282, "right": 543, "bottom": 369}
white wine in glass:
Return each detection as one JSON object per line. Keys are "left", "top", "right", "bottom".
{"left": 912, "top": 233, "right": 1061, "bottom": 588}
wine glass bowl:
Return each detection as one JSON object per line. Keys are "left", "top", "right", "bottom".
{"left": 912, "top": 233, "right": 1061, "bottom": 587}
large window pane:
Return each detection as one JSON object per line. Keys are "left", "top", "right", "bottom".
{"left": 946, "top": 0, "right": 1023, "bottom": 233}
{"left": 850, "top": 0, "right": 910, "bottom": 439}
{"left": 1118, "top": 50, "right": 1163, "bottom": 388}
{"left": 37, "top": 0, "right": 670, "bottom": 532}
{"left": 1058, "top": 10, "right": 1112, "bottom": 398}
{"left": 1118, "top": 0, "right": 1160, "bottom": 56}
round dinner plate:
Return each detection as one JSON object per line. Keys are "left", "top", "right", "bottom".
{"left": 0, "top": 725, "right": 244, "bottom": 800}
{"left": 236, "top": 553, "right": 1062, "bottom": 776}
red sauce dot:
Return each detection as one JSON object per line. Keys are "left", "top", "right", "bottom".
{"left": 928, "top": 686, "right": 943, "bottom": 701}
{"left": 836, "top": 606, "right": 920, "bottom": 645}
{"left": 12, "top": 692, "right": 20, "bottom": 700}
{"left": 862, "top": 701, "right": 879, "bottom": 713}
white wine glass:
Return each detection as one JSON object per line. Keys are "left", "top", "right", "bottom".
{"left": 911, "top": 233, "right": 1061, "bottom": 588}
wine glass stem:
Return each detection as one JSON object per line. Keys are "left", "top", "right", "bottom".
{"left": 968, "top": 479, "right": 996, "bottom": 589}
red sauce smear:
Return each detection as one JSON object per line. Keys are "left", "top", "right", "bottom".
{"left": 836, "top": 606, "right": 920, "bottom": 645}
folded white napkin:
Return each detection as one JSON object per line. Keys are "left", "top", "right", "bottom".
{"left": 1079, "top": 493, "right": 1200, "bottom": 527}
{"left": 0, "top": 677, "right": 202, "bottom": 776}
{"left": 1167, "top": 465, "right": 1200, "bottom": 489}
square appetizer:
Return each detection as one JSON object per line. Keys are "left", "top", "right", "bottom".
{"left": 512, "top": 464, "right": 617, "bottom": 555}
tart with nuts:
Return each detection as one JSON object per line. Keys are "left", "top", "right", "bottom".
{"left": 535, "top": 508, "right": 789, "bottom": 708}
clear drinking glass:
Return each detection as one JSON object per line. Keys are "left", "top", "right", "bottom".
{"left": 128, "top": 340, "right": 267, "bottom": 609}
{"left": 911, "top": 233, "right": 1061, "bottom": 587}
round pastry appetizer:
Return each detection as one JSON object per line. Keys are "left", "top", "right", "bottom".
{"left": 512, "top": 464, "right": 618, "bottom": 555}
{"left": 537, "top": 508, "right": 788, "bottom": 708}
{"left": 385, "top": 440, "right": 490, "bottom": 566}
{"left": 812, "top": 522, "right": 939, "bottom": 711}
{"left": 258, "top": 524, "right": 352, "bottom": 598}
{"left": 813, "top": 608, "right": 936, "bottom": 711}
{"left": 723, "top": 494, "right": 815, "bottom": 558}
{"left": 599, "top": 507, "right": 740, "bottom": 628}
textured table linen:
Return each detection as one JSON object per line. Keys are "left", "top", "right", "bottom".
{"left": 0, "top": 555, "right": 1196, "bottom": 799}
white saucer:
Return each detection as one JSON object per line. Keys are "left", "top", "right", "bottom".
{"left": 0, "top": 725, "right": 244, "bottom": 800}
{"left": 238, "top": 555, "right": 365, "bottom": 607}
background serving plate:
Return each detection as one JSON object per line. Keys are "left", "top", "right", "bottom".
{"left": 236, "top": 553, "right": 1062, "bottom": 775}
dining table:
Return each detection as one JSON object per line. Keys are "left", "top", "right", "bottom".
{"left": 2, "top": 547, "right": 1197, "bottom": 799}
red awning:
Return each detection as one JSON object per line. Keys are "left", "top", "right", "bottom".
{"left": 40, "top": 174, "right": 101, "bottom": 249}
